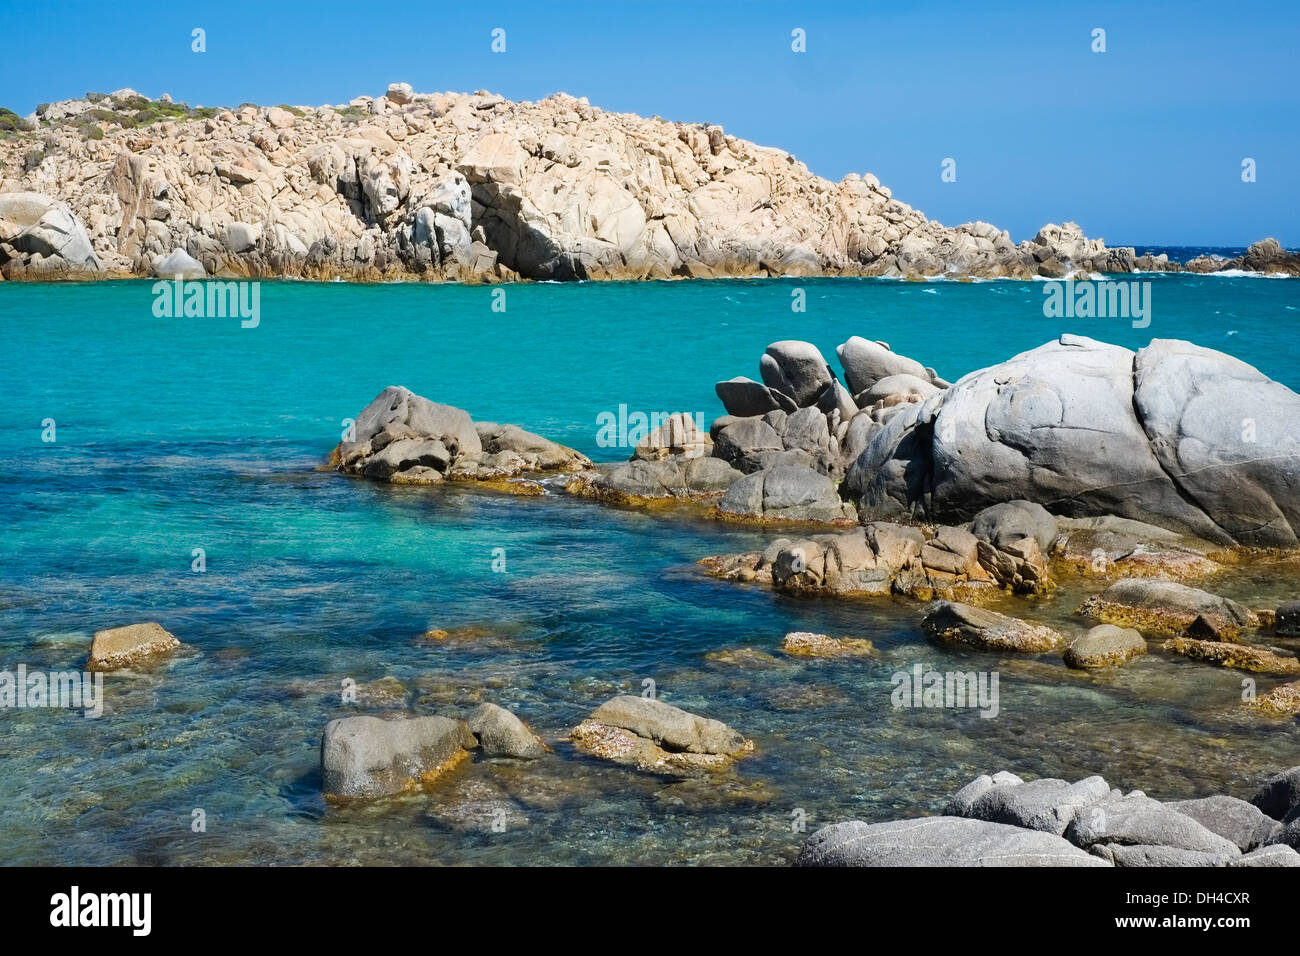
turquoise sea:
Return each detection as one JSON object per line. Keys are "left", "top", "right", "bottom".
{"left": 1, "top": 274, "right": 1298, "bottom": 865}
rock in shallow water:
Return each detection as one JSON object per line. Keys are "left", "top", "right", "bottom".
{"left": 320, "top": 714, "right": 476, "bottom": 799}
{"left": 797, "top": 817, "right": 1108, "bottom": 867}
{"left": 921, "top": 600, "right": 1063, "bottom": 653}
{"left": 467, "top": 702, "right": 548, "bottom": 759}
{"left": 1078, "top": 578, "right": 1257, "bottom": 638}
{"left": 571, "top": 696, "right": 753, "bottom": 776}
{"left": 87, "top": 622, "right": 181, "bottom": 671}
{"left": 1064, "top": 625, "right": 1147, "bottom": 669}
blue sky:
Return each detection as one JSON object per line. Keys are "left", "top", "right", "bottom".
{"left": 4, "top": 0, "right": 1297, "bottom": 245}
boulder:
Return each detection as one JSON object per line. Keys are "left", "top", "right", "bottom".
{"left": 88, "top": 622, "right": 180, "bottom": 671}
{"left": 0, "top": 191, "right": 101, "bottom": 273}
{"left": 1064, "top": 625, "right": 1147, "bottom": 669}
{"left": 571, "top": 695, "right": 753, "bottom": 775}
{"left": 632, "top": 412, "right": 711, "bottom": 461}
{"left": 1162, "top": 637, "right": 1300, "bottom": 675}
{"left": 153, "top": 248, "right": 206, "bottom": 279}
{"left": 573, "top": 455, "right": 741, "bottom": 502}
{"left": 476, "top": 422, "right": 591, "bottom": 472}
{"left": 1276, "top": 601, "right": 1300, "bottom": 636}
{"left": 1077, "top": 578, "right": 1256, "bottom": 638}
{"left": 921, "top": 601, "right": 1063, "bottom": 652}
{"left": 1250, "top": 766, "right": 1300, "bottom": 821}
{"left": 712, "top": 417, "right": 784, "bottom": 473}
{"left": 1065, "top": 792, "right": 1242, "bottom": 856}
{"left": 780, "top": 632, "right": 874, "bottom": 658}
{"left": 320, "top": 714, "right": 476, "bottom": 799}
{"left": 716, "top": 464, "right": 854, "bottom": 524}
{"left": 797, "top": 817, "right": 1108, "bottom": 867}
{"left": 1167, "top": 795, "right": 1281, "bottom": 852}
{"left": 715, "top": 377, "right": 793, "bottom": 417}
{"left": 1091, "top": 844, "right": 1236, "bottom": 867}
{"left": 467, "top": 703, "right": 548, "bottom": 759}
{"left": 1228, "top": 844, "right": 1300, "bottom": 867}
{"left": 836, "top": 336, "right": 932, "bottom": 394}
{"left": 970, "top": 500, "right": 1059, "bottom": 553}
{"left": 844, "top": 334, "right": 1300, "bottom": 547}
{"left": 759, "top": 340, "right": 834, "bottom": 407}
{"left": 959, "top": 775, "right": 1111, "bottom": 836}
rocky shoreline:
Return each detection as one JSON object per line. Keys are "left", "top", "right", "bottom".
{"left": 3, "top": 84, "right": 1299, "bottom": 282}
{"left": 798, "top": 767, "right": 1300, "bottom": 867}
{"left": 319, "top": 328, "right": 1300, "bottom": 730}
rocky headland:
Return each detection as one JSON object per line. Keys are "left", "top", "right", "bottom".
{"left": 2, "top": 84, "right": 1298, "bottom": 281}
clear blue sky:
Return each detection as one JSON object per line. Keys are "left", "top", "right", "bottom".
{"left": 4, "top": 0, "right": 1296, "bottom": 245}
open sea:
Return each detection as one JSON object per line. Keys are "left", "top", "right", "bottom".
{"left": 1, "top": 272, "right": 1297, "bottom": 865}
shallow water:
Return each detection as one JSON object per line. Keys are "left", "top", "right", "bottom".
{"left": 1, "top": 275, "right": 1298, "bottom": 865}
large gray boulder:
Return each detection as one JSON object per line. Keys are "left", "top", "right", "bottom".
{"left": 344, "top": 385, "right": 481, "bottom": 460}
{"left": 843, "top": 334, "right": 1300, "bottom": 547}
{"left": 759, "top": 340, "right": 834, "bottom": 407}
{"left": 837, "top": 336, "right": 933, "bottom": 394}
{"left": 712, "top": 417, "right": 785, "bottom": 473}
{"left": 1134, "top": 339, "right": 1300, "bottom": 547}
{"left": 959, "top": 775, "right": 1111, "bottom": 836}
{"left": 320, "top": 714, "right": 476, "bottom": 799}
{"left": 1167, "top": 795, "right": 1281, "bottom": 851}
{"left": 717, "top": 464, "right": 854, "bottom": 524}
{"left": 970, "top": 500, "right": 1059, "bottom": 553}
{"left": 797, "top": 817, "right": 1108, "bottom": 867}
{"left": 583, "top": 455, "right": 741, "bottom": 501}
{"left": 1065, "top": 792, "right": 1241, "bottom": 856}
{"left": 715, "top": 377, "right": 794, "bottom": 417}
{"left": 0, "top": 191, "right": 102, "bottom": 273}
{"left": 1078, "top": 578, "right": 1256, "bottom": 637}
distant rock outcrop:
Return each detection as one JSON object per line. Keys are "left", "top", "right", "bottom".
{"left": 3, "top": 85, "right": 1292, "bottom": 280}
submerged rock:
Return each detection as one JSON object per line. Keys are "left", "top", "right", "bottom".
{"left": 921, "top": 601, "right": 1063, "bottom": 653}
{"left": 320, "top": 714, "right": 476, "bottom": 799}
{"left": 87, "top": 622, "right": 181, "bottom": 671}
{"left": 780, "top": 632, "right": 874, "bottom": 658}
{"left": 797, "top": 817, "right": 1107, "bottom": 867}
{"left": 1246, "top": 680, "right": 1300, "bottom": 715}
{"left": 1063, "top": 625, "right": 1147, "bottom": 669}
{"left": 1077, "top": 578, "right": 1257, "bottom": 638}
{"left": 1162, "top": 637, "right": 1300, "bottom": 675}
{"left": 570, "top": 695, "right": 753, "bottom": 776}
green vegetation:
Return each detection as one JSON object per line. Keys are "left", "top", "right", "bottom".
{"left": 0, "top": 107, "right": 32, "bottom": 133}
{"left": 275, "top": 104, "right": 306, "bottom": 117}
